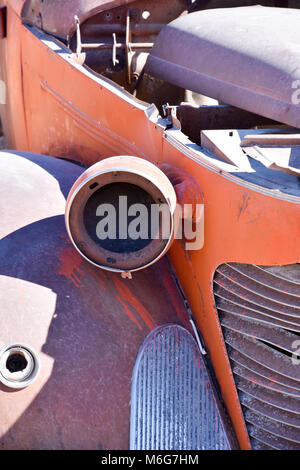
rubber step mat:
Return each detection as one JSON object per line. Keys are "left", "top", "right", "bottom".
{"left": 130, "top": 324, "right": 237, "bottom": 450}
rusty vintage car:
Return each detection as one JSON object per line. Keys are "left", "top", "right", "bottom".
{"left": 0, "top": 0, "right": 299, "bottom": 451}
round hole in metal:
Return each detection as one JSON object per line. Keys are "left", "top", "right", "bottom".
{"left": 6, "top": 353, "right": 28, "bottom": 373}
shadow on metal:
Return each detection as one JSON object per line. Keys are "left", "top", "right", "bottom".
{"left": 0, "top": 151, "right": 191, "bottom": 449}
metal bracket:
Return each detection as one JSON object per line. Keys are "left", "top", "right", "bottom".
{"left": 162, "top": 104, "right": 181, "bottom": 130}
{"left": 112, "top": 33, "right": 119, "bottom": 67}
{"left": 125, "top": 10, "right": 133, "bottom": 84}
{"left": 75, "top": 15, "right": 82, "bottom": 55}
{"left": 189, "top": 317, "right": 207, "bottom": 355}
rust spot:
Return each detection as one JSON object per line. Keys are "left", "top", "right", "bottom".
{"left": 57, "top": 247, "right": 84, "bottom": 287}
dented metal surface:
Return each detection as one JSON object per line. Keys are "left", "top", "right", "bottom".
{"left": 214, "top": 262, "right": 300, "bottom": 450}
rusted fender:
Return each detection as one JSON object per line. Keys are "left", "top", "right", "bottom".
{"left": 0, "top": 150, "right": 191, "bottom": 450}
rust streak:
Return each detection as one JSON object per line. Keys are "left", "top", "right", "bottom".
{"left": 57, "top": 247, "right": 84, "bottom": 287}
{"left": 115, "top": 295, "right": 143, "bottom": 331}
{"left": 87, "top": 267, "right": 107, "bottom": 290}
{"left": 113, "top": 278, "right": 157, "bottom": 330}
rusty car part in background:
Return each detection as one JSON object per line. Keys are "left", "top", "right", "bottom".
{"left": 66, "top": 0, "right": 190, "bottom": 99}
{"left": 177, "top": 104, "right": 282, "bottom": 146}
{"left": 146, "top": 7, "right": 300, "bottom": 129}
{"left": 74, "top": 11, "right": 153, "bottom": 85}
{"left": 22, "top": 0, "right": 190, "bottom": 40}
{"left": 67, "top": 0, "right": 189, "bottom": 95}
{"left": 21, "top": 0, "right": 292, "bottom": 39}
{"left": 75, "top": 15, "right": 154, "bottom": 51}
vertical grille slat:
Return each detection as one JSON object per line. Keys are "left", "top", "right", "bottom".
{"left": 214, "top": 263, "right": 300, "bottom": 450}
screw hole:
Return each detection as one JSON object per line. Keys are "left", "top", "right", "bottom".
{"left": 6, "top": 354, "right": 28, "bottom": 373}
{"left": 142, "top": 10, "right": 150, "bottom": 20}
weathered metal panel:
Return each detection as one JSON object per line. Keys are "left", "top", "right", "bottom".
{"left": 0, "top": 150, "right": 191, "bottom": 449}
{"left": 22, "top": 1, "right": 136, "bottom": 38}
{"left": 21, "top": 0, "right": 189, "bottom": 39}
{"left": 146, "top": 6, "right": 300, "bottom": 128}
{"left": 3, "top": 10, "right": 300, "bottom": 450}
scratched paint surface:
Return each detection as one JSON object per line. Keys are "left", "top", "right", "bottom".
{"left": 0, "top": 151, "right": 190, "bottom": 450}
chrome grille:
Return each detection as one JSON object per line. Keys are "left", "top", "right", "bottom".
{"left": 213, "top": 263, "right": 300, "bottom": 450}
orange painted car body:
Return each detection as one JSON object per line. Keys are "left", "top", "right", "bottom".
{"left": 0, "top": 0, "right": 299, "bottom": 450}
